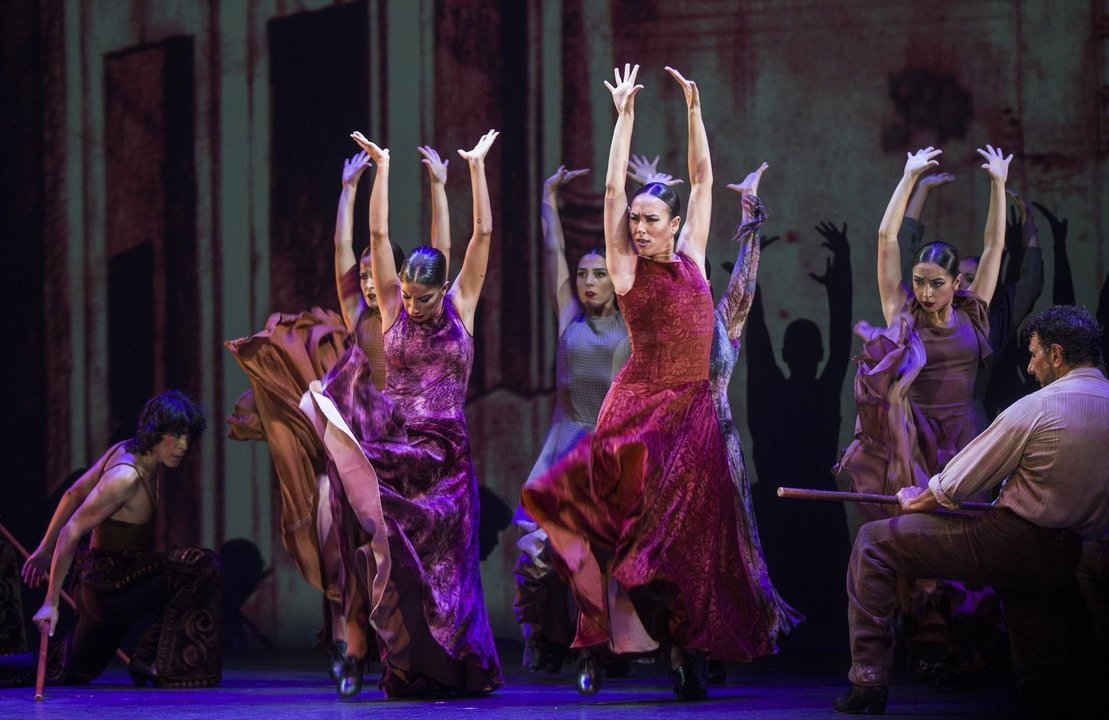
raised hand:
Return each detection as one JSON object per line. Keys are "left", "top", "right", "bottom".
{"left": 726, "top": 162, "right": 770, "bottom": 197}
{"left": 904, "top": 147, "right": 942, "bottom": 178}
{"left": 458, "top": 129, "right": 499, "bottom": 163}
{"left": 342, "top": 151, "right": 371, "bottom": 187}
{"left": 350, "top": 132, "right": 389, "bottom": 164}
{"left": 544, "top": 165, "right": 589, "bottom": 197}
{"left": 417, "top": 145, "right": 448, "bottom": 185}
{"left": 604, "top": 63, "right": 643, "bottom": 115}
{"left": 918, "top": 171, "right": 956, "bottom": 192}
{"left": 664, "top": 66, "right": 700, "bottom": 111}
{"left": 627, "top": 154, "right": 683, "bottom": 186}
{"left": 977, "top": 144, "right": 1012, "bottom": 184}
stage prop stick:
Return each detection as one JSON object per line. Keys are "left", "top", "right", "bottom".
{"left": 34, "top": 621, "right": 48, "bottom": 701}
{"left": 776, "top": 486, "right": 992, "bottom": 512}
{"left": 0, "top": 521, "right": 131, "bottom": 665}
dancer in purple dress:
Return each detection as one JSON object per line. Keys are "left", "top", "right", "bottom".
{"left": 224, "top": 147, "right": 447, "bottom": 680}
{"left": 302, "top": 130, "right": 502, "bottom": 699}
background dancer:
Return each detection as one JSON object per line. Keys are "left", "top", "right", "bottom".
{"left": 512, "top": 163, "right": 627, "bottom": 675}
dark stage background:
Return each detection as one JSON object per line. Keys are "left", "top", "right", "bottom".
{"left": 2, "top": 0, "right": 1106, "bottom": 648}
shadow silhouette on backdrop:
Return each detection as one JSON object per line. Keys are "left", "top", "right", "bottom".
{"left": 746, "top": 223, "right": 853, "bottom": 641}
{"left": 219, "top": 538, "right": 273, "bottom": 653}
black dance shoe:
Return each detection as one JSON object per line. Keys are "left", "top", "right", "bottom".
{"left": 575, "top": 654, "right": 601, "bottom": 696}
{"left": 327, "top": 640, "right": 346, "bottom": 682}
{"left": 336, "top": 655, "right": 366, "bottom": 701}
{"left": 668, "top": 663, "right": 707, "bottom": 700}
{"left": 833, "top": 684, "right": 888, "bottom": 714}
{"left": 706, "top": 659, "right": 726, "bottom": 684}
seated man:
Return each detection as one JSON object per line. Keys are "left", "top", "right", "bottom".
{"left": 23, "top": 390, "right": 222, "bottom": 687}
{"left": 836, "top": 305, "right": 1108, "bottom": 716}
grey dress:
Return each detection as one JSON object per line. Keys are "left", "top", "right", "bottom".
{"left": 513, "top": 309, "right": 628, "bottom": 667}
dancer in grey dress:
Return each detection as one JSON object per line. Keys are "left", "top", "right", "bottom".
{"left": 513, "top": 165, "right": 628, "bottom": 672}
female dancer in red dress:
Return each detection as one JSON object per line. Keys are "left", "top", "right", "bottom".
{"left": 522, "top": 65, "right": 770, "bottom": 700}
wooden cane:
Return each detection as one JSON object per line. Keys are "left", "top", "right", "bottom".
{"left": 776, "top": 486, "right": 993, "bottom": 511}
{"left": 34, "top": 620, "right": 48, "bottom": 701}
{"left": 0, "top": 521, "right": 131, "bottom": 664}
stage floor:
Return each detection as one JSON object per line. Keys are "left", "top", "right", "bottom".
{"left": 0, "top": 630, "right": 1031, "bottom": 720}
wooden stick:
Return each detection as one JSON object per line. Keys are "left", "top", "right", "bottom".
{"left": 0, "top": 521, "right": 131, "bottom": 665}
{"left": 34, "top": 621, "right": 48, "bottom": 701}
{"left": 776, "top": 486, "right": 992, "bottom": 511}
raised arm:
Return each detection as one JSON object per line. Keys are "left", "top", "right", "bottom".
{"left": 541, "top": 165, "right": 590, "bottom": 337}
{"left": 603, "top": 63, "right": 643, "bottom": 295}
{"left": 448, "top": 129, "right": 499, "bottom": 333}
{"left": 966, "top": 145, "right": 1011, "bottom": 306}
{"left": 32, "top": 467, "right": 141, "bottom": 635}
{"left": 898, "top": 172, "right": 955, "bottom": 286}
{"left": 666, "top": 66, "right": 712, "bottom": 277}
{"left": 877, "top": 147, "right": 942, "bottom": 325}
{"left": 1007, "top": 194, "right": 1043, "bottom": 324}
{"left": 719, "top": 163, "right": 768, "bottom": 341}
{"left": 418, "top": 145, "right": 452, "bottom": 277}
{"left": 334, "top": 151, "right": 372, "bottom": 332}
{"left": 351, "top": 133, "right": 401, "bottom": 329}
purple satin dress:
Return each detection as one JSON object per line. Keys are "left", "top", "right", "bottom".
{"left": 308, "top": 296, "right": 502, "bottom": 696}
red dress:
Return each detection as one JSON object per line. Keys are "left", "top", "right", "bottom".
{"left": 522, "top": 253, "right": 765, "bottom": 661}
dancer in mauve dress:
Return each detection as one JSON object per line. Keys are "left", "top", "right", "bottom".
{"left": 301, "top": 130, "right": 502, "bottom": 699}
{"left": 834, "top": 144, "right": 1011, "bottom": 682}
{"left": 513, "top": 164, "right": 628, "bottom": 673}
{"left": 522, "top": 65, "right": 769, "bottom": 700}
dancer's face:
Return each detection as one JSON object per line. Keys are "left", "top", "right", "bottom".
{"left": 957, "top": 257, "right": 979, "bottom": 288}
{"left": 359, "top": 257, "right": 378, "bottom": 311}
{"left": 401, "top": 280, "right": 448, "bottom": 323}
{"left": 1027, "top": 333, "right": 1061, "bottom": 387}
{"left": 154, "top": 433, "right": 190, "bottom": 468}
{"left": 911, "top": 262, "right": 959, "bottom": 315}
{"left": 628, "top": 195, "right": 680, "bottom": 258}
{"left": 576, "top": 253, "right": 615, "bottom": 314}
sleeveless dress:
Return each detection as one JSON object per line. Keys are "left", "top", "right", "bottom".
{"left": 522, "top": 253, "right": 766, "bottom": 661}
{"left": 302, "top": 297, "right": 502, "bottom": 696}
{"left": 709, "top": 195, "right": 803, "bottom": 651}
{"left": 513, "top": 311, "right": 627, "bottom": 666}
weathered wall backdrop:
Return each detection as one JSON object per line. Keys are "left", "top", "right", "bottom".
{"left": 3, "top": 0, "right": 1106, "bottom": 648}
